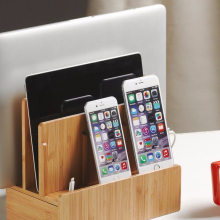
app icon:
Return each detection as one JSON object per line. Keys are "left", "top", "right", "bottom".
{"left": 91, "top": 114, "right": 98, "bottom": 122}
{"left": 152, "top": 136, "right": 159, "bottom": 146}
{"left": 147, "top": 153, "right": 154, "bottom": 162}
{"left": 140, "top": 115, "right": 147, "bottom": 124}
{"left": 142, "top": 126, "right": 149, "bottom": 136}
{"left": 100, "top": 123, "right": 106, "bottom": 130}
{"left": 113, "top": 119, "right": 119, "bottom": 127}
{"left": 102, "top": 133, "right": 108, "bottom": 141}
{"left": 108, "top": 131, "right": 114, "bottom": 139}
{"left": 108, "top": 165, "right": 114, "bottom": 173}
{"left": 155, "top": 112, "right": 162, "bottom": 121}
{"left": 104, "top": 111, "right": 110, "bottom": 119}
{"left": 146, "top": 102, "right": 153, "bottom": 111}
{"left": 134, "top": 129, "right": 142, "bottom": 138}
{"left": 130, "top": 106, "right": 138, "bottom": 115}
{"left": 144, "top": 138, "right": 152, "bottom": 148}
{"left": 112, "top": 151, "right": 118, "bottom": 162}
{"left": 97, "top": 145, "right": 103, "bottom": 153}
{"left": 116, "top": 139, "right": 123, "bottom": 148}
{"left": 115, "top": 164, "right": 121, "bottom": 171}
{"left": 111, "top": 109, "right": 117, "bottom": 117}
{"left": 155, "top": 151, "right": 162, "bottom": 160}
{"left": 137, "top": 140, "right": 144, "bottom": 150}
{"left": 102, "top": 167, "right": 108, "bottom": 175}
{"left": 157, "top": 123, "right": 165, "bottom": 132}
{"left": 150, "top": 125, "right": 157, "bottom": 134}
{"left": 128, "top": 94, "right": 135, "bottom": 103}
{"left": 121, "top": 162, "right": 128, "bottom": 170}
{"left": 93, "top": 125, "right": 99, "bottom": 132}
{"left": 106, "top": 121, "right": 112, "bottom": 129}
{"left": 136, "top": 92, "right": 143, "bottom": 101}
{"left": 105, "top": 152, "right": 112, "bottom": 162}
{"left": 98, "top": 112, "right": 104, "bottom": 120}
{"left": 148, "top": 113, "right": 155, "bottom": 123}
{"left": 95, "top": 134, "right": 101, "bottom": 142}
{"left": 99, "top": 155, "right": 105, "bottom": 163}
{"left": 103, "top": 143, "right": 110, "bottom": 151}
{"left": 162, "top": 149, "right": 169, "bottom": 158}
{"left": 135, "top": 129, "right": 142, "bottom": 138}
{"left": 115, "top": 129, "right": 121, "bottom": 137}
{"left": 151, "top": 89, "right": 158, "bottom": 98}
{"left": 153, "top": 100, "right": 160, "bottom": 109}
{"left": 110, "top": 141, "right": 116, "bottom": 149}
{"left": 133, "top": 117, "right": 140, "bottom": 126}
{"left": 138, "top": 104, "right": 145, "bottom": 113}
{"left": 143, "top": 91, "right": 150, "bottom": 99}
{"left": 140, "top": 155, "right": 147, "bottom": 164}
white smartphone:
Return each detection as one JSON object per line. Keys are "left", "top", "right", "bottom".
{"left": 122, "top": 75, "right": 174, "bottom": 174}
{"left": 84, "top": 97, "right": 131, "bottom": 184}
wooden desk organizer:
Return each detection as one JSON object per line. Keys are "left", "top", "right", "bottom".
{"left": 6, "top": 99, "right": 181, "bottom": 220}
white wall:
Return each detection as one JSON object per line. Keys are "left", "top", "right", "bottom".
{"left": 87, "top": 0, "right": 220, "bottom": 133}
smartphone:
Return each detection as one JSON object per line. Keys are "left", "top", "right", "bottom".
{"left": 84, "top": 97, "right": 131, "bottom": 184}
{"left": 122, "top": 75, "right": 174, "bottom": 173}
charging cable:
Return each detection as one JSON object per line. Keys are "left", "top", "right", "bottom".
{"left": 168, "top": 127, "right": 176, "bottom": 148}
{"left": 69, "top": 178, "right": 75, "bottom": 191}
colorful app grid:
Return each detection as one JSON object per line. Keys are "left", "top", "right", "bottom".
{"left": 126, "top": 85, "right": 172, "bottom": 167}
{"left": 89, "top": 106, "right": 129, "bottom": 178}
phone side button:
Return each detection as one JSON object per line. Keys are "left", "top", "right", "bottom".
{"left": 154, "top": 164, "right": 160, "bottom": 171}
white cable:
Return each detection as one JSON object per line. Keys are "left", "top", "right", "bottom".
{"left": 168, "top": 128, "right": 176, "bottom": 148}
{"left": 69, "top": 178, "right": 75, "bottom": 191}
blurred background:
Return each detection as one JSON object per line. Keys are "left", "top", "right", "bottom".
{"left": 1, "top": 0, "right": 220, "bottom": 133}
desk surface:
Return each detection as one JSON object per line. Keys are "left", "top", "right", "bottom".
{"left": 157, "top": 130, "right": 220, "bottom": 219}
{"left": 1, "top": 131, "right": 220, "bottom": 220}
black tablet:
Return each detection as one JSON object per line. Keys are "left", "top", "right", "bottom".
{"left": 25, "top": 53, "right": 143, "bottom": 189}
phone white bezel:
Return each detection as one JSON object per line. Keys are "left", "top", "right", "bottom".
{"left": 84, "top": 96, "right": 132, "bottom": 184}
{"left": 122, "top": 75, "right": 174, "bottom": 174}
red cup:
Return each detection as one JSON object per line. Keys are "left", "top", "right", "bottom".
{"left": 211, "top": 161, "right": 220, "bottom": 206}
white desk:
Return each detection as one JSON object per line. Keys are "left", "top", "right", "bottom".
{"left": 157, "top": 131, "right": 220, "bottom": 219}
{"left": 0, "top": 131, "right": 220, "bottom": 220}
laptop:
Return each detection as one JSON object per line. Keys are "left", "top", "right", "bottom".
{"left": 0, "top": 5, "right": 166, "bottom": 189}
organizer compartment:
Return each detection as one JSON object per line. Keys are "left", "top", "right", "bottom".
{"left": 6, "top": 99, "right": 181, "bottom": 220}
{"left": 22, "top": 99, "right": 137, "bottom": 196}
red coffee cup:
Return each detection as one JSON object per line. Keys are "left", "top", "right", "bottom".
{"left": 211, "top": 161, "right": 220, "bottom": 206}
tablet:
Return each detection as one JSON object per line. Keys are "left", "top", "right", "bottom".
{"left": 25, "top": 53, "right": 143, "bottom": 190}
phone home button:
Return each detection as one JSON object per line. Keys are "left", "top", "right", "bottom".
{"left": 114, "top": 176, "right": 119, "bottom": 181}
{"left": 154, "top": 164, "right": 160, "bottom": 171}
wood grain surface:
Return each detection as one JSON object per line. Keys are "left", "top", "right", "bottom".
{"left": 58, "top": 165, "right": 181, "bottom": 220}
{"left": 6, "top": 188, "right": 58, "bottom": 220}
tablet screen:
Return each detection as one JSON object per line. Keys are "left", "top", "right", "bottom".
{"left": 25, "top": 53, "right": 143, "bottom": 187}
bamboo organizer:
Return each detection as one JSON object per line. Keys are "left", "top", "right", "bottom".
{"left": 6, "top": 99, "right": 181, "bottom": 220}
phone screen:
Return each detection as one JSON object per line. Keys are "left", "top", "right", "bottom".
{"left": 89, "top": 107, "right": 130, "bottom": 178}
{"left": 126, "top": 85, "right": 172, "bottom": 167}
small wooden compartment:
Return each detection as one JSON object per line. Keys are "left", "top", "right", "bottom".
{"left": 6, "top": 99, "right": 181, "bottom": 220}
